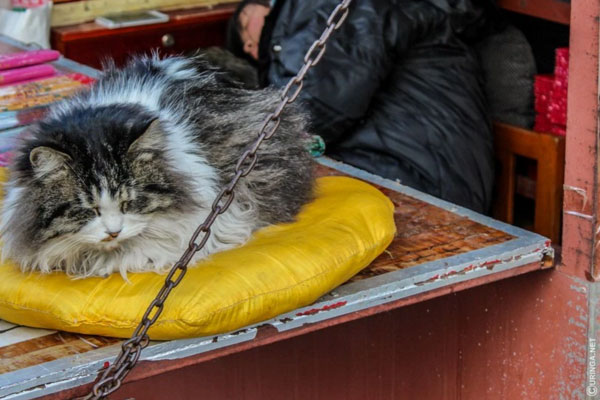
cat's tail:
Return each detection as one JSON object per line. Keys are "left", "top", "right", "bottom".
{"left": 187, "top": 47, "right": 259, "bottom": 90}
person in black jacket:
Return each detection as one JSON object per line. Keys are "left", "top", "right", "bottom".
{"left": 227, "top": 0, "right": 494, "bottom": 213}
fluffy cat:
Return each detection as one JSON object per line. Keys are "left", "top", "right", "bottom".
{"left": 0, "top": 52, "right": 314, "bottom": 278}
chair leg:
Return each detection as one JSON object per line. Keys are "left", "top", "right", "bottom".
{"left": 534, "top": 137, "right": 566, "bottom": 243}
{"left": 494, "top": 150, "right": 517, "bottom": 224}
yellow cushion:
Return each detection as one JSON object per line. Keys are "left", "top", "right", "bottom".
{"left": 0, "top": 172, "right": 395, "bottom": 339}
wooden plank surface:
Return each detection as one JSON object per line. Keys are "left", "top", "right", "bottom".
{"left": 0, "top": 332, "right": 119, "bottom": 374}
{"left": 498, "top": 0, "right": 571, "bottom": 25}
{"left": 317, "top": 165, "right": 514, "bottom": 281}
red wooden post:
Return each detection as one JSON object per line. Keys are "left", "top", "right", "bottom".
{"left": 561, "top": 0, "right": 599, "bottom": 281}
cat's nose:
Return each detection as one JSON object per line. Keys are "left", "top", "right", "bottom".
{"left": 102, "top": 213, "right": 124, "bottom": 236}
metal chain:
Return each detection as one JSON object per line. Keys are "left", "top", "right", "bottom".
{"left": 78, "top": 1, "right": 352, "bottom": 398}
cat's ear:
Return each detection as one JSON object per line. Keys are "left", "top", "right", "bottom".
{"left": 29, "top": 146, "right": 71, "bottom": 177}
{"left": 128, "top": 119, "right": 163, "bottom": 154}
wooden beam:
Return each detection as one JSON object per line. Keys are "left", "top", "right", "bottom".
{"left": 498, "top": 0, "right": 571, "bottom": 25}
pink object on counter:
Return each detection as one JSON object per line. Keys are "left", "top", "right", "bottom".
{"left": 0, "top": 151, "right": 14, "bottom": 167}
{"left": 0, "top": 50, "right": 60, "bottom": 71}
{"left": 0, "top": 64, "right": 55, "bottom": 85}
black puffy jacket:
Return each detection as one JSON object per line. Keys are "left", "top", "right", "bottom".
{"left": 258, "top": 0, "right": 494, "bottom": 213}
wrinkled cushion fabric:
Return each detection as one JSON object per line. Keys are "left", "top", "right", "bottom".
{"left": 0, "top": 174, "right": 396, "bottom": 339}
{"left": 261, "top": 0, "right": 494, "bottom": 213}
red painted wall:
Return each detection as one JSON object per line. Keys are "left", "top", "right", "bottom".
{"left": 114, "top": 269, "right": 587, "bottom": 400}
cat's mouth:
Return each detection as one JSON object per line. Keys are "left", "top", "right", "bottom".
{"left": 97, "top": 232, "right": 140, "bottom": 250}
{"left": 99, "top": 236, "right": 123, "bottom": 250}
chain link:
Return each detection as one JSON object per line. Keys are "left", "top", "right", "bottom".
{"left": 77, "top": 0, "right": 352, "bottom": 398}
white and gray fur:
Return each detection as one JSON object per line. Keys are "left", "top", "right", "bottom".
{"left": 0, "top": 52, "right": 314, "bottom": 278}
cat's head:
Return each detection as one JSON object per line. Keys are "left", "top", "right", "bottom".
{"left": 1, "top": 104, "right": 195, "bottom": 273}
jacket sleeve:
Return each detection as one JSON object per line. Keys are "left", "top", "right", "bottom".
{"left": 265, "top": 1, "right": 391, "bottom": 144}
{"left": 266, "top": 0, "right": 450, "bottom": 144}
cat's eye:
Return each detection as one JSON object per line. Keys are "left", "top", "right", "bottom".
{"left": 120, "top": 201, "right": 129, "bottom": 213}
{"left": 92, "top": 207, "right": 101, "bottom": 216}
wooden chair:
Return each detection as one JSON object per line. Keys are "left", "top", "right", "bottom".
{"left": 492, "top": 122, "right": 566, "bottom": 243}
